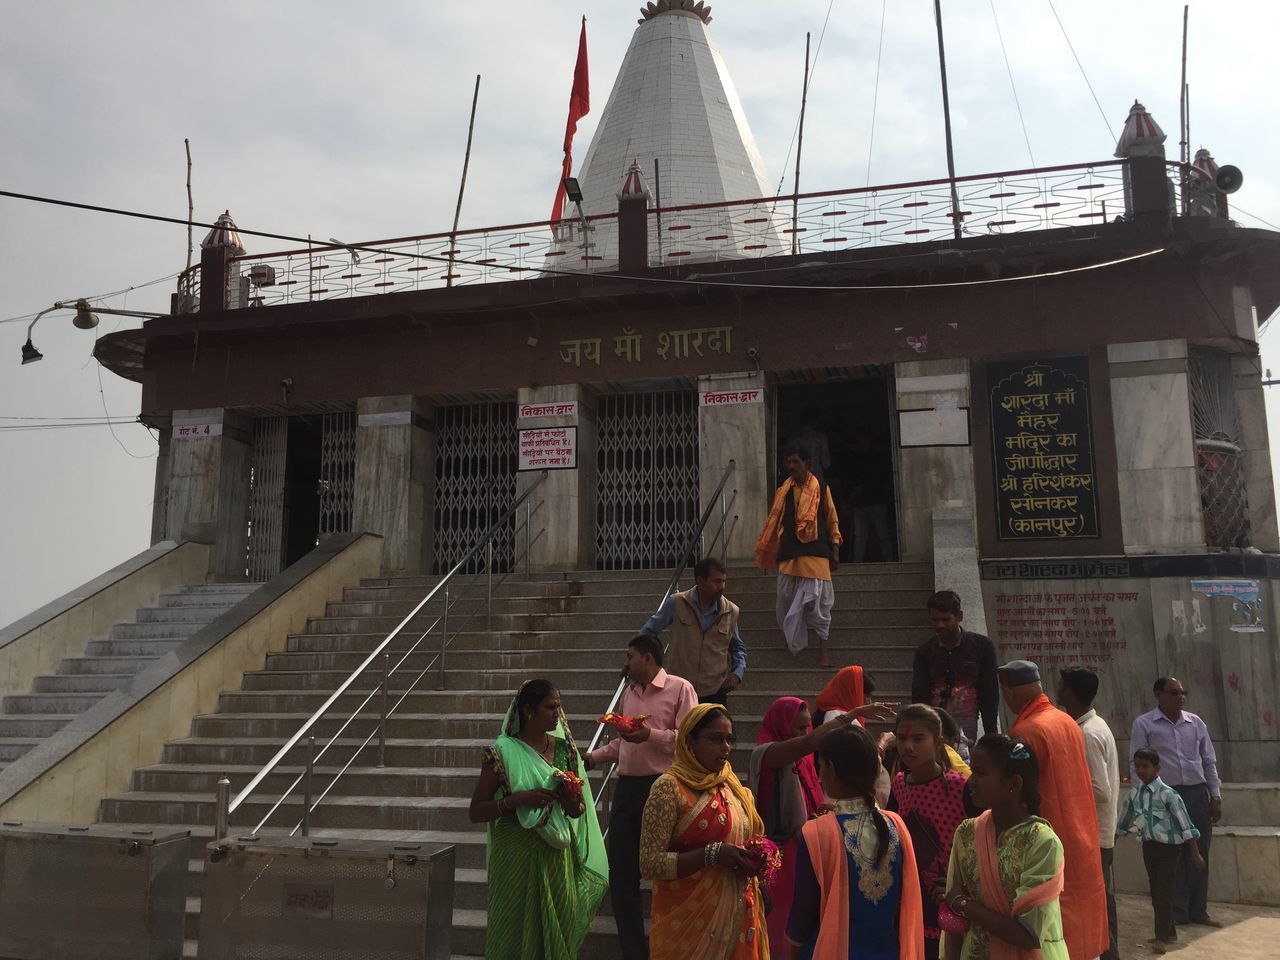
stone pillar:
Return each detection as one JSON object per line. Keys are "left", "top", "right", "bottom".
{"left": 1231, "top": 352, "right": 1279, "bottom": 551}
{"left": 164, "top": 408, "right": 252, "bottom": 580}
{"left": 1107, "top": 340, "right": 1204, "bottom": 553}
{"left": 517, "top": 384, "right": 597, "bottom": 572}
{"left": 353, "top": 396, "right": 435, "bottom": 576}
{"left": 696, "top": 372, "right": 769, "bottom": 565}
{"left": 895, "top": 360, "right": 977, "bottom": 562}
{"left": 150, "top": 426, "right": 171, "bottom": 545}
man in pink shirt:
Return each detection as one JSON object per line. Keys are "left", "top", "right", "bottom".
{"left": 585, "top": 633, "right": 697, "bottom": 960}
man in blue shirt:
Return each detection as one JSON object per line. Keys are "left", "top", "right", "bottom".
{"left": 640, "top": 557, "right": 746, "bottom": 705}
{"left": 1129, "top": 676, "right": 1223, "bottom": 929}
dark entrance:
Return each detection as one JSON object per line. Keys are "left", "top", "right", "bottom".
{"left": 775, "top": 375, "right": 898, "bottom": 563}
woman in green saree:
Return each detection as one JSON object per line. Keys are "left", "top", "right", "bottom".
{"left": 468, "top": 679, "right": 609, "bottom": 959}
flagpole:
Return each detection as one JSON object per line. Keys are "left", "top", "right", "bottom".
{"left": 933, "top": 0, "right": 962, "bottom": 239}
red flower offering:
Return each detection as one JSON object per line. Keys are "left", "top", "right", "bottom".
{"left": 598, "top": 712, "right": 651, "bottom": 735}
{"left": 553, "top": 768, "right": 584, "bottom": 802}
{"left": 744, "top": 835, "right": 782, "bottom": 889}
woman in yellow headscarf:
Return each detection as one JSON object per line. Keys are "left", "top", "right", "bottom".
{"left": 639, "top": 703, "right": 770, "bottom": 960}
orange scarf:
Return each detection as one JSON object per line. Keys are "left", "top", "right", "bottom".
{"left": 974, "top": 811, "right": 1064, "bottom": 960}
{"left": 815, "top": 665, "right": 866, "bottom": 715}
{"left": 754, "top": 474, "right": 821, "bottom": 570}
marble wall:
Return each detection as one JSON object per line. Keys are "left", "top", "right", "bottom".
{"left": 895, "top": 359, "right": 977, "bottom": 562}
{"left": 1107, "top": 340, "right": 1205, "bottom": 553}
{"left": 697, "top": 372, "right": 769, "bottom": 564}
{"left": 353, "top": 396, "right": 435, "bottom": 576}
{"left": 982, "top": 573, "right": 1280, "bottom": 781}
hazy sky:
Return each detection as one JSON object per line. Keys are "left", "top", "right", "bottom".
{"left": 3, "top": 1, "right": 1279, "bottom": 625}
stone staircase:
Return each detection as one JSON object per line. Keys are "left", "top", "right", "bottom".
{"left": 0, "top": 582, "right": 260, "bottom": 776}
{"left": 93, "top": 562, "right": 935, "bottom": 958}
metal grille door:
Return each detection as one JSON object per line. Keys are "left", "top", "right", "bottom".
{"left": 246, "top": 416, "right": 288, "bottom": 581}
{"left": 318, "top": 411, "right": 356, "bottom": 538}
{"left": 1190, "top": 348, "right": 1251, "bottom": 549}
{"left": 433, "top": 402, "right": 518, "bottom": 573}
{"left": 597, "top": 392, "right": 700, "bottom": 570}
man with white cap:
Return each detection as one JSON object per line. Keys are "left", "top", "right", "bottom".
{"left": 1000, "top": 659, "right": 1109, "bottom": 960}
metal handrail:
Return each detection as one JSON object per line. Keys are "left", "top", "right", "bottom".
{"left": 587, "top": 459, "right": 737, "bottom": 807}
{"left": 221, "top": 470, "right": 550, "bottom": 836}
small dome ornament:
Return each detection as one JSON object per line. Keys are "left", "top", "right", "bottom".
{"left": 639, "top": 1, "right": 712, "bottom": 25}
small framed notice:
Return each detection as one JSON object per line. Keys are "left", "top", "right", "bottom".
{"left": 518, "top": 426, "right": 578, "bottom": 471}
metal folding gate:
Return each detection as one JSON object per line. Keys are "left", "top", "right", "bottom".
{"left": 596, "top": 391, "right": 700, "bottom": 570}
{"left": 245, "top": 411, "right": 356, "bottom": 581}
{"left": 433, "top": 402, "right": 518, "bottom": 573}
{"left": 246, "top": 416, "right": 288, "bottom": 581}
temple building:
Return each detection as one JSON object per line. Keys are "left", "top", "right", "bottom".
{"left": 94, "top": 3, "right": 1280, "bottom": 785}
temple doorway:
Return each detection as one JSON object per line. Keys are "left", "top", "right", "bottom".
{"left": 774, "top": 374, "right": 899, "bottom": 563}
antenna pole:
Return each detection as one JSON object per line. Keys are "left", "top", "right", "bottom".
{"left": 448, "top": 75, "right": 482, "bottom": 288}
{"left": 1179, "top": 4, "right": 1189, "bottom": 215}
{"left": 792, "top": 31, "right": 811, "bottom": 256}
{"left": 933, "top": 0, "right": 962, "bottom": 239}
{"left": 654, "top": 158, "right": 663, "bottom": 263}
{"left": 184, "top": 139, "right": 194, "bottom": 273}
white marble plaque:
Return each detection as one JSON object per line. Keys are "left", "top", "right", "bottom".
{"left": 898, "top": 407, "right": 969, "bottom": 447}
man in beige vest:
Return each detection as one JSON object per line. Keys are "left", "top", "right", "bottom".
{"left": 639, "top": 557, "right": 746, "bottom": 705}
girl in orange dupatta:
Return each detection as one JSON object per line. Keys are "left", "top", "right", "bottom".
{"left": 787, "top": 724, "right": 924, "bottom": 960}
{"left": 939, "top": 736, "right": 1067, "bottom": 960}
{"left": 640, "top": 704, "right": 769, "bottom": 960}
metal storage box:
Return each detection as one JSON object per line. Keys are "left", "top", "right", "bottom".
{"left": 198, "top": 836, "right": 455, "bottom": 960}
{"left": 0, "top": 821, "right": 189, "bottom": 960}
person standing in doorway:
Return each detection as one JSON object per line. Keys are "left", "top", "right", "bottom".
{"left": 911, "top": 591, "right": 999, "bottom": 743}
{"left": 640, "top": 557, "right": 745, "bottom": 706}
{"left": 584, "top": 635, "right": 696, "bottom": 960}
{"left": 999, "top": 660, "right": 1110, "bottom": 960}
{"left": 755, "top": 442, "right": 843, "bottom": 668}
{"left": 849, "top": 428, "right": 895, "bottom": 562}
{"left": 1129, "top": 676, "right": 1223, "bottom": 929}
{"left": 1057, "top": 666, "right": 1121, "bottom": 960}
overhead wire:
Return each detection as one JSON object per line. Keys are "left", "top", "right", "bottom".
{"left": 772, "top": 0, "right": 838, "bottom": 198}
{"left": 0, "top": 269, "right": 182, "bottom": 324}
{"left": 1046, "top": 0, "right": 1115, "bottom": 141}
{"left": 864, "top": 0, "right": 887, "bottom": 186}
{"left": 989, "top": 0, "right": 1035, "bottom": 168}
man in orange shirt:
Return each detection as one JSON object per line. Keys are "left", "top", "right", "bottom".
{"left": 755, "top": 443, "right": 843, "bottom": 667}
{"left": 1000, "top": 659, "right": 1109, "bottom": 960}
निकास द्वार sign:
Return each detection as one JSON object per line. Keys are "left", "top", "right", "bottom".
{"left": 518, "top": 426, "right": 577, "bottom": 471}
{"left": 699, "top": 388, "right": 763, "bottom": 407}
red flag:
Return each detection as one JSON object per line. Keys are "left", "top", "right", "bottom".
{"left": 551, "top": 17, "right": 590, "bottom": 222}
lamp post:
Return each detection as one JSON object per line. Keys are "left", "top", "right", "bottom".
{"left": 21, "top": 298, "right": 166, "bottom": 365}
{"left": 561, "top": 177, "right": 592, "bottom": 253}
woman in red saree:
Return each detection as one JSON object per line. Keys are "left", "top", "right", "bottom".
{"left": 640, "top": 703, "right": 769, "bottom": 960}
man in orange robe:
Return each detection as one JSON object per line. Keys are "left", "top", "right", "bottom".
{"left": 999, "top": 659, "right": 1109, "bottom": 960}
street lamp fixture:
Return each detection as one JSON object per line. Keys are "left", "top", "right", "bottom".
{"left": 562, "top": 177, "right": 584, "bottom": 204}
{"left": 21, "top": 298, "right": 167, "bottom": 366}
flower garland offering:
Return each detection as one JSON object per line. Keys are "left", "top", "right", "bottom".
{"left": 552, "top": 768, "right": 584, "bottom": 802}
{"left": 743, "top": 835, "right": 782, "bottom": 888}
{"left": 598, "top": 712, "right": 651, "bottom": 734}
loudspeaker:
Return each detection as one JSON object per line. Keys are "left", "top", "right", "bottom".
{"left": 1215, "top": 165, "right": 1244, "bottom": 194}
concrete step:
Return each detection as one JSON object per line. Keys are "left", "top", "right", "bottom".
{"left": 176, "top": 583, "right": 264, "bottom": 596}
{"left": 86, "top": 638, "right": 187, "bottom": 658}
{"left": 137, "top": 606, "right": 236, "bottom": 624}
{"left": 0, "top": 738, "right": 41, "bottom": 762}
{"left": 31, "top": 673, "right": 134, "bottom": 694}
{"left": 157, "top": 592, "right": 256, "bottom": 609}
{"left": 1114, "top": 826, "right": 1280, "bottom": 906}
{"left": 291, "top": 622, "right": 927, "bottom": 645}
{"left": 1, "top": 692, "right": 107, "bottom": 714}
{"left": 110, "top": 621, "right": 204, "bottom": 640}
{"left": 58, "top": 655, "right": 163, "bottom": 675}
{"left": 367, "top": 570, "right": 933, "bottom": 594}
{"left": 0, "top": 715, "right": 76, "bottom": 738}
{"left": 1118, "top": 782, "right": 1280, "bottom": 828}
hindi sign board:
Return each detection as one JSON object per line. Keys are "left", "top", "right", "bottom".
{"left": 988, "top": 356, "right": 1099, "bottom": 540}
{"left": 699, "top": 389, "right": 763, "bottom": 407}
{"left": 518, "top": 426, "right": 577, "bottom": 471}
{"left": 518, "top": 400, "right": 578, "bottom": 421}
{"left": 172, "top": 416, "right": 223, "bottom": 440}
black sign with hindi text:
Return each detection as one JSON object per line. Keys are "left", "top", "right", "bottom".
{"left": 988, "top": 356, "right": 1099, "bottom": 541}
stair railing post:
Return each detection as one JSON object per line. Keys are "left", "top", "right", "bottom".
{"left": 214, "top": 774, "right": 231, "bottom": 840}
{"left": 436, "top": 584, "right": 449, "bottom": 691}
{"left": 524, "top": 502, "right": 532, "bottom": 581}
{"left": 378, "top": 652, "right": 389, "bottom": 768}
{"left": 301, "top": 735, "right": 315, "bottom": 838}
{"left": 486, "top": 539, "right": 494, "bottom": 632}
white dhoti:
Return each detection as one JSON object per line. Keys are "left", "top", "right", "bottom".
{"left": 775, "top": 574, "right": 835, "bottom": 654}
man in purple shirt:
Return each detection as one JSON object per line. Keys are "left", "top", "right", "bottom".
{"left": 1129, "top": 676, "right": 1223, "bottom": 929}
